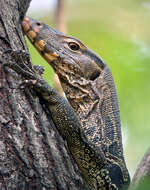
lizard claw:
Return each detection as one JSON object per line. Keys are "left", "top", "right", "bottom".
{"left": 33, "top": 65, "right": 45, "bottom": 76}
{"left": 3, "top": 62, "right": 37, "bottom": 80}
{"left": 3, "top": 62, "right": 42, "bottom": 90}
{"left": 2, "top": 49, "right": 47, "bottom": 91}
{"left": 2, "top": 48, "right": 42, "bottom": 81}
{"left": 3, "top": 49, "right": 44, "bottom": 78}
{"left": 3, "top": 49, "right": 30, "bottom": 64}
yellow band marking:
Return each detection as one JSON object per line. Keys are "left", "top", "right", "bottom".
{"left": 27, "top": 30, "right": 36, "bottom": 43}
{"left": 51, "top": 52, "right": 59, "bottom": 58}
{"left": 44, "top": 52, "right": 57, "bottom": 62}
{"left": 35, "top": 40, "right": 46, "bottom": 52}
{"left": 22, "top": 23, "right": 30, "bottom": 33}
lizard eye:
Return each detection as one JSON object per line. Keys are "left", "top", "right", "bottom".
{"left": 36, "top": 22, "right": 42, "bottom": 27}
{"left": 68, "top": 42, "right": 80, "bottom": 51}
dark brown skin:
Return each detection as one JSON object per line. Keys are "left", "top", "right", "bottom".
{"left": 19, "top": 17, "right": 130, "bottom": 189}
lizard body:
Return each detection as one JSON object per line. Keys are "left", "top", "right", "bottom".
{"left": 20, "top": 17, "right": 130, "bottom": 189}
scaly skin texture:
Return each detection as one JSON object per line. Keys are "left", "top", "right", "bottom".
{"left": 20, "top": 17, "right": 130, "bottom": 189}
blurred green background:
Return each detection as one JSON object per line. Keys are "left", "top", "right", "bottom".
{"left": 28, "top": 0, "right": 150, "bottom": 178}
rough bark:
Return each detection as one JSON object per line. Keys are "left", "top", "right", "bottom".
{"left": 130, "top": 148, "right": 150, "bottom": 189}
{"left": 0, "top": 0, "right": 89, "bottom": 189}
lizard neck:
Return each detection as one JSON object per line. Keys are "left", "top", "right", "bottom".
{"left": 60, "top": 76, "right": 96, "bottom": 118}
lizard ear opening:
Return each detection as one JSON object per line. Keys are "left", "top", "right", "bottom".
{"left": 89, "top": 70, "right": 100, "bottom": 81}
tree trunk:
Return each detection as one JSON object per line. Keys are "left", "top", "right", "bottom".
{"left": 0, "top": 0, "right": 89, "bottom": 189}
{"left": 130, "top": 148, "right": 150, "bottom": 189}
{"left": 55, "top": 0, "right": 66, "bottom": 33}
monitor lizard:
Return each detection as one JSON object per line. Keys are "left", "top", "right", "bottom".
{"left": 4, "top": 17, "right": 130, "bottom": 190}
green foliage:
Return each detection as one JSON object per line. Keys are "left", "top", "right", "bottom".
{"left": 136, "top": 176, "right": 150, "bottom": 190}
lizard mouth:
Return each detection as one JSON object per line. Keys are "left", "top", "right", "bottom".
{"left": 22, "top": 17, "right": 59, "bottom": 63}
{"left": 22, "top": 17, "right": 37, "bottom": 43}
{"left": 22, "top": 17, "right": 31, "bottom": 33}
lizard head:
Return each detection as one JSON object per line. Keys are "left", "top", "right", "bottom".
{"left": 22, "top": 17, "right": 111, "bottom": 114}
{"left": 22, "top": 17, "right": 106, "bottom": 83}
